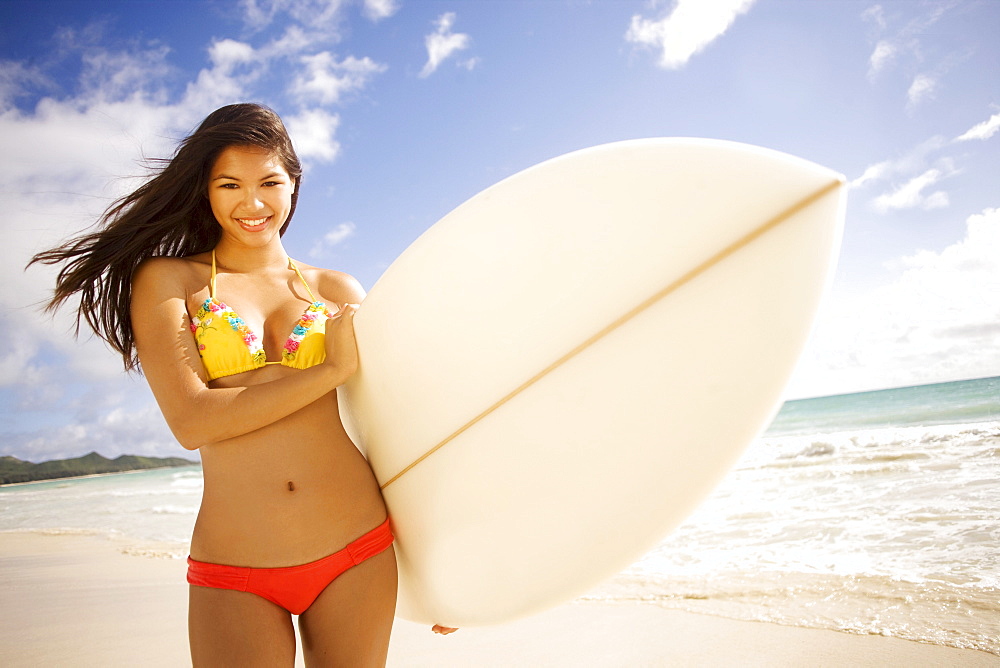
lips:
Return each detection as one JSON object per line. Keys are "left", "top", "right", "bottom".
{"left": 236, "top": 216, "right": 271, "bottom": 231}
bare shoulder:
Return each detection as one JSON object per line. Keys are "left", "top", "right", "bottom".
{"left": 295, "top": 260, "right": 366, "bottom": 305}
{"left": 132, "top": 254, "right": 210, "bottom": 298}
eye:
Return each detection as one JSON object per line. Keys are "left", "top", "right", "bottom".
{"left": 217, "top": 183, "right": 239, "bottom": 189}
{"left": 263, "top": 181, "right": 283, "bottom": 187}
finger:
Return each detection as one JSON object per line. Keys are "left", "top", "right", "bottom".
{"left": 329, "top": 303, "right": 353, "bottom": 318}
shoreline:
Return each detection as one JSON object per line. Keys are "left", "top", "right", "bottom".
{"left": 2, "top": 531, "right": 997, "bottom": 667}
{"left": 0, "top": 463, "right": 201, "bottom": 488}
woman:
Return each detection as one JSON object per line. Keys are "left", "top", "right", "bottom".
{"left": 31, "top": 103, "right": 453, "bottom": 666}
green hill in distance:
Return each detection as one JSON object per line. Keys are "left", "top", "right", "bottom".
{"left": 0, "top": 451, "right": 197, "bottom": 485}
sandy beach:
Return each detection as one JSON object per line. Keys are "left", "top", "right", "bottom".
{"left": 2, "top": 532, "right": 997, "bottom": 667}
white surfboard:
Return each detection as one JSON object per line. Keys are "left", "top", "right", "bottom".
{"left": 339, "top": 138, "right": 845, "bottom": 627}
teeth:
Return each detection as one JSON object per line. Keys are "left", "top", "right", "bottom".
{"left": 238, "top": 217, "right": 268, "bottom": 227}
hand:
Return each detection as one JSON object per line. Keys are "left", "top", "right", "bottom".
{"left": 432, "top": 625, "right": 458, "bottom": 635}
{"left": 325, "top": 302, "right": 360, "bottom": 379}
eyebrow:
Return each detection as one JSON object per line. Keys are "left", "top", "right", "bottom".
{"left": 211, "top": 172, "right": 285, "bottom": 182}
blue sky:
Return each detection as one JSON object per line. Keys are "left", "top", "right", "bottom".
{"left": 2, "top": 0, "right": 998, "bottom": 460}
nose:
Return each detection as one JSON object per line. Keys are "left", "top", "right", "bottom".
{"left": 241, "top": 187, "right": 265, "bottom": 210}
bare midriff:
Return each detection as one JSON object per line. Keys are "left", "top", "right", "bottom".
{"left": 190, "top": 366, "right": 387, "bottom": 568}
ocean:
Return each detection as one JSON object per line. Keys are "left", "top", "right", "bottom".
{"left": 590, "top": 375, "right": 1000, "bottom": 656}
{"left": 2, "top": 376, "right": 998, "bottom": 655}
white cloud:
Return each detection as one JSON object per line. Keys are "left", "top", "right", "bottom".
{"left": 290, "top": 52, "right": 385, "bottom": 105}
{"left": 241, "top": 0, "right": 347, "bottom": 32}
{"left": 309, "top": 221, "right": 357, "bottom": 258}
{"left": 850, "top": 135, "right": 946, "bottom": 188}
{"left": 862, "top": 6, "right": 895, "bottom": 79}
{"left": 5, "top": 387, "right": 178, "bottom": 460}
{"left": 285, "top": 107, "right": 341, "bottom": 162}
{"left": 419, "top": 12, "right": 471, "bottom": 78}
{"left": 863, "top": 3, "right": 957, "bottom": 105}
{"left": 241, "top": 0, "right": 281, "bottom": 30}
{"left": 907, "top": 73, "right": 936, "bottom": 107}
{"left": 867, "top": 40, "right": 895, "bottom": 78}
{"left": 955, "top": 112, "right": 1000, "bottom": 142}
{"left": 872, "top": 168, "right": 950, "bottom": 213}
{"left": 209, "top": 38, "right": 257, "bottom": 70}
{"left": 625, "top": 0, "right": 757, "bottom": 70}
{"left": 285, "top": 0, "right": 346, "bottom": 27}
{"left": 849, "top": 136, "right": 971, "bottom": 213}
{"left": 861, "top": 4, "right": 887, "bottom": 31}
{"left": 181, "top": 37, "right": 277, "bottom": 111}
{"left": 88, "top": 49, "right": 175, "bottom": 102}
{"left": 788, "top": 207, "right": 1000, "bottom": 397}
{"left": 363, "top": 0, "right": 399, "bottom": 21}
{"left": 0, "top": 60, "right": 52, "bottom": 110}
{"left": 850, "top": 160, "right": 891, "bottom": 190}
{"left": 262, "top": 24, "right": 317, "bottom": 58}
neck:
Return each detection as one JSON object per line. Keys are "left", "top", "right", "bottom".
{"left": 213, "top": 239, "right": 289, "bottom": 273}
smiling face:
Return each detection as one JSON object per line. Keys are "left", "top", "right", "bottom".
{"left": 207, "top": 145, "right": 295, "bottom": 246}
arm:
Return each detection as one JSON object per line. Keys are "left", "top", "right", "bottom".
{"left": 131, "top": 258, "right": 360, "bottom": 450}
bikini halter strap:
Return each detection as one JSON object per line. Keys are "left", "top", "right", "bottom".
{"left": 210, "top": 250, "right": 318, "bottom": 303}
{"left": 210, "top": 249, "right": 218, "bottom": 299}
{"left": 288, "top": 259, "right": 319, "bottom": 303}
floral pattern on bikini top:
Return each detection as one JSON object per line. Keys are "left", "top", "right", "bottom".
{"left": 190, "top": 299, "right": 332, "bottom": 381}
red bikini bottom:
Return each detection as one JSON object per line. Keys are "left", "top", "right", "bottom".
{"left": 186, "top": 518, "right": 393, "bottom": 615}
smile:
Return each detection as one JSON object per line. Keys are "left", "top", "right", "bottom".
{"left": 236, "top": 216, "right": 270, "bottom": 228}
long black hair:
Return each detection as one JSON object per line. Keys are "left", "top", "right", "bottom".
{"left": 29, "top": 103, "right": 304, "bottom": 372}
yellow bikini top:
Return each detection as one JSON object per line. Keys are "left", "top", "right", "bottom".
{"left": 189, "top": 251, "right": 333, "bottom": 381}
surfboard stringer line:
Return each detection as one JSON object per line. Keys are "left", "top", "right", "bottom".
{"left": 380, "top": 177, "right": 845, "bottom": 490}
